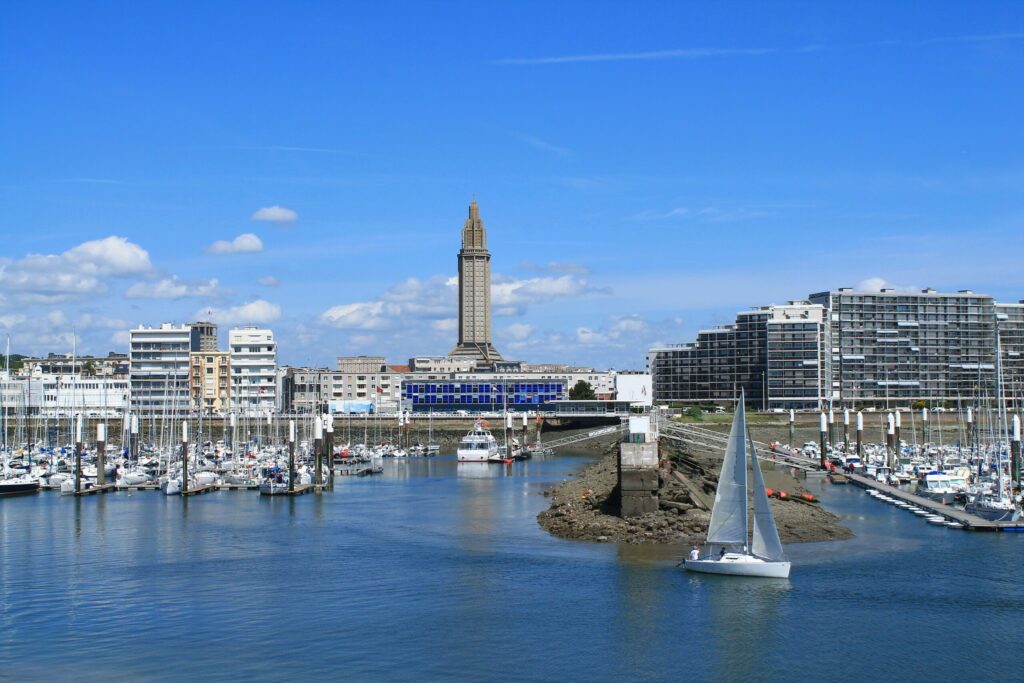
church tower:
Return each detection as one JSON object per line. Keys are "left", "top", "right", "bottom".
{"left": 450, "top": 200, "right": 502, "bottom": 363}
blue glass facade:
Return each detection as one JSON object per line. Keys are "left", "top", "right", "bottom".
{"left": 404, "top": 380, "right": 567, "bottom": 411}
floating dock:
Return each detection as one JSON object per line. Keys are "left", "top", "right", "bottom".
{"left": 75, "top": 484, "right": 115, "bottom": 497}
{"left": 181, "top": 484, "right": 217, "bottom": 497}
{"left": 846, "top": 472, "right": 1024, "bottom": 532}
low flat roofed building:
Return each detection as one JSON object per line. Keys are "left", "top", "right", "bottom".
{"left": 1, "top": 374, "right": 129, "bottom": 417}
{"left": 403, "top": 377, "right": 567, "bottom": 412}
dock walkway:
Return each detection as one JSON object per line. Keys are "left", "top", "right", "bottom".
{"left": 845, "top": 472, "right": 1024, "bottom": 532}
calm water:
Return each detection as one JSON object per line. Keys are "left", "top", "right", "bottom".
{"left": 2, "top": 454, "right": 1023, "bottom": 682}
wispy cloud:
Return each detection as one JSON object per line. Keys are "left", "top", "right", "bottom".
{"left": 508, "top": 131, "right": 572, "bottom": 157}
{"left": 497, "top": 32, "right": 1024, "bottom": 65}
{"left": 252, "top": 205, "right": 298, "bottom": 223}
{"left": 498, "top": 47, "right": 774, "bottom": 65}
{"left": 238, "top": 145, "right": 355, "bottom": 155}
{"left": 631, "top": 205, "right": 770, "bottom": 222}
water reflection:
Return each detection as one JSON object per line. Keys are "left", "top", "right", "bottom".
{"left": 703, "top": 576, "right": 791, "bottom": 680}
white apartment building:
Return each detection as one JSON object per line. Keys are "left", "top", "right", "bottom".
{"left": 129, "top": 323, "right": 198, "bottom": 414}
{"left": 229, "top": 327, "right": 277, "bottom": 414}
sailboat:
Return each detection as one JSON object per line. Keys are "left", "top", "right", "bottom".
{"left": 684, "top": 394, "right": 791, "bottom": 578}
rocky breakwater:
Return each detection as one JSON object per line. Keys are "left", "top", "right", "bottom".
{"left": 538, "top": 443, "right": 851, "bottom": 545}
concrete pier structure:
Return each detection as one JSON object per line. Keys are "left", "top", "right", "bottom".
{"left": 617, "top": 415, "right": 659, "bottom": 518}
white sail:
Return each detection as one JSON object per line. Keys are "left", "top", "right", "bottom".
{"left": 706, "top": 400, "right": 748, "bottom": 546}
{"left": 747, "top": 427, "right": 787, "bottom": 562}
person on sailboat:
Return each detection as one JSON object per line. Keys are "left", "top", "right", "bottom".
{"left": 718, "top": 547, "right": 726, "bottom": 560}
{"left": 689, "top": 545, "right": 700, "bottom": 561}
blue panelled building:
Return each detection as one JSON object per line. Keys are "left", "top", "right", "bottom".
{"left": 404, "top": 379, "right": 567, "bottom": 412}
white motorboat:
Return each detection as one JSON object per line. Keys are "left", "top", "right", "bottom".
{"left": 684, "top": 393, "right": 791, "bottom": 579}
{"left": 456, "top": 422, "right": 499, "bottom": 462}
{"left": 915, "top": 472, "right": 957, "bottom": 505}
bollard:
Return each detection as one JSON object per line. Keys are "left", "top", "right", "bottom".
{"left": 788, "top": 409, "right": 794, "bottom": 448}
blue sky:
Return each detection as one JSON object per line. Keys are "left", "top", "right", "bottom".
{"left": 2, "top": 1, "right": 1023, "bottom": 369}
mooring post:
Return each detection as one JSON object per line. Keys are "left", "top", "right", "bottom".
{"left": 229, "top": 412, "right": 237, "bottom": 460}
{"left": 856, "top": 411, "right": 863, "bottom": 458}
{"left": 521, "top": 412, "right": 528, "bottom": 450}
{"left": 314, "top": 415, "right": 323, "bottom": 490}
{"left": 886, "top": 413, "right": 895, "bottom": 469}
{"left": 288, "top": 420, "right": 296, "bottom": 493}
{"left": 843, "top": 408, "right": 850, "bottom": 453}
{"left": 922, "top": 407, "right": 929, "bottom": 445}
{"left": 74, "top": 414, "right": 83, "bottom": 495}
{"left": 505, "top": 412, "right": 513, "bottom": 458}
{"left": 130, "top": 413, "right": 139, "bottom": 461}
{"left": 181, "top": 420, "right": 189, "bottom": 492}
{"left": 819, "top": 411, "right": 827, "bottom": 470}
{"left": 827, "top": 408, "right": 835, "bottom": 451}
{"left": 95, "top": 422, "right": 107, "bottom": 486}
{"left": 894, "top": 410, "right": 902, "bottom": 460}
{"left": 788, "top": 409, "right": 794, "bottom": 448}
{"left": 966, "top": 407, "right": 974, "bottom": 457}
{"left": 1012, "top": 415, "right": 1021, "bottom": 488}
{"left": 325, "top": 412, "right": 334, "bottom": 490}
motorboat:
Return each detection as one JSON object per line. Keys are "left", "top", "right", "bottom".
{"left": 456, "top": 422, "right": 499, "bottom": 462}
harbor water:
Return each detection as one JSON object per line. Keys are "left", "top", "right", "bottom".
{"left": 2, "top": 454, "right": 1023, "bottom": 682}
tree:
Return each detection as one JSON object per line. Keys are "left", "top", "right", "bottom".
{"left": 81, "top": 360, "right": 97, "bottom": 376}
{"left": 569, "top": 380, "right": 596, "bottom": 400}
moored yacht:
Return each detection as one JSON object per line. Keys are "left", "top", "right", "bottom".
{"left": 457, "top": 422, "right": 499, "bottom": 462}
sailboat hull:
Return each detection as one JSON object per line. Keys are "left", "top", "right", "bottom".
{"left": 685, "top": 554, "right": 791, "bottom": 578}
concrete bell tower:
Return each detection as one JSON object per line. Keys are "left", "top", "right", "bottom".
{"left": 450, "top": 199, "right": 502, "bottom": 363}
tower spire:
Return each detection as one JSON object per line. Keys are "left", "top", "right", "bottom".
{"left": 450, "top": 199, "right": 502, "bottom": 364}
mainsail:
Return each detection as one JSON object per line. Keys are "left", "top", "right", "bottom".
{"left": 748, "top": 427, "right": 787, "bottom": 561}
{"left": 705, "top": 399, "right": 749, "bottom": 546}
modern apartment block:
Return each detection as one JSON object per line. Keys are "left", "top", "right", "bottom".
{"left": 649, "top": 301, "right": 827, "bottom": 409}
{"left": 190, "top": 351, "right": 231, "bottom": 413}
{"left": 129, "top": 323, "right": 200, "bottom": 413}
{"left": 650, "top": 288, "right": 1024, "bottom": 409}
{"left": 229, "top": 327, "right": 277, "bottom": 414}
{"left": 332, "top": 356, "right": 404, "bottom": 412}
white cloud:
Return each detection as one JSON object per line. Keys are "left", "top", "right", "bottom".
{"left": 258, "top": 276, "right": 280, "bottom": 287}
{"left": 199, "top": 299, "right": 281, "bottom": 325}
{"left": 252, "top": 205, "right": 298, "bottom": 223}
{"left": 0, "top": 236, "right": 153, "bottom": 303}
{"left": 205, "top": 233, "right": 263, "bottom": 255}
{"left": 856, "top": 277, "right": 918, "bottom": 292}
{"left": 109, "top": 330, "right": 131, "bottom": 346}
{"left": 432, "top": 318, "right": 458, "bottom": 332}
{"left": 126, "top": 277, "right": 226, "bottom": 300}
{"left": 0, "top": 309, "right": 138, "bottom": 357}
{"left": 320, "top": 301, "right": 389, "bottom": 330}
{"left": 492, "top": 274, "right": 608, "bottom": 316}
{"left": 503, "top": 323, "right": 534, "bottom": 340}
{"left": 319, "top": 273, "right": 604, "bottom": 333}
